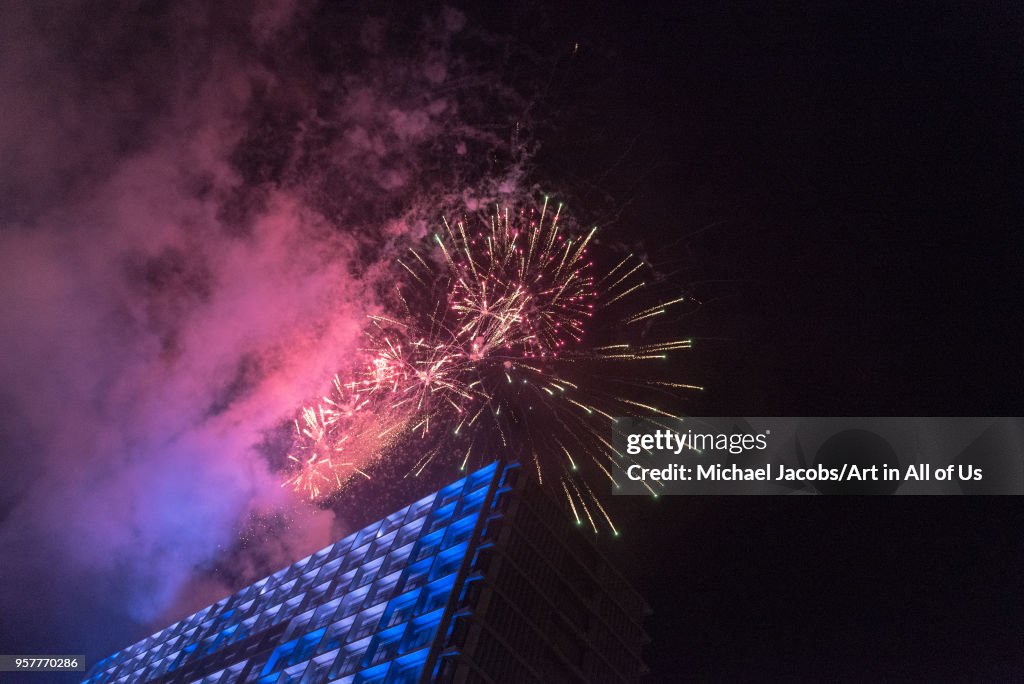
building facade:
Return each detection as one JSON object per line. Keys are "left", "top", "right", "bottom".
{"left": 83, "top": 462, "right": 648, "bottom": 684}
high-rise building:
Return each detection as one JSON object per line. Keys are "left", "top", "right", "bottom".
{"left": 82, "top": 462, "right": 648, "bottom": 684}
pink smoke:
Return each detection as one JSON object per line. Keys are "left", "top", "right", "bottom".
{"left": 0, "top": 0, "right": 529, "bottom": 656}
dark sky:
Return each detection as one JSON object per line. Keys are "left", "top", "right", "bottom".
{"left": 1, "top": 1, "right": 1021, "bottom": 682}
{"left": 498, "top": 1, "right": 1022, "bottom": 417}
{"left": 492, "top": 2, "right": 1024, "bottom": 681}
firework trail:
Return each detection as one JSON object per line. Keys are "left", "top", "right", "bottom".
{"left": 284, "top": 376, "right": 366, "bottom": 500}
{"left": 440, "top": 197, "right": 595, "bottom": 361}
{"left": 284, "top": 367, "right": 425, "bottom": 502}
{"left": 287, "top": 197, "right": 701, "bottom": 532}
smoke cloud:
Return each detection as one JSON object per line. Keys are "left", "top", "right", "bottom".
{"left": 0, "top": 0, "right": 530, "bottom": 657}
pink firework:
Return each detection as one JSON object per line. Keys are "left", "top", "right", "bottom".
{"left": 287, "top": 197, "right": 701, "bottom": 532}
{"left": 284, "top": 376, "right": 371, "bottom": 501}
{"left": 439, "top": 198, "right": 597, "bottom": 361}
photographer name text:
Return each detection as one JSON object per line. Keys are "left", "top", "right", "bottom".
{"left": 627, "top": 463, "right": 983, "bottom": 483}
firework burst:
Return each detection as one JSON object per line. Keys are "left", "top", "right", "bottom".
{"left": 332, "top": 197, "right": 703, "bottom": 532}
{"left": 439, "top": 196, "right": 597, "bottom": 360}
{"left": 282, "top": 196, "right": 701, "bottom": 530}
{"left": 283, "top": 376, "right": 372, "bottom": 501}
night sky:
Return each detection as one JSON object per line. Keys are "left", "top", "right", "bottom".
{"left": 1, "top": 1, "right": 1021, "bottom": 682}
{"left": 534, "top": 3, "right": 1024, "bottom": 681}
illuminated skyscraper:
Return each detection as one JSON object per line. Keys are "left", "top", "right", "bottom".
{"left": 82, "top": 462, "right": 648, "bottom": 683}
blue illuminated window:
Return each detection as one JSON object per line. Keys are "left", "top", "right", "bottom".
{"left": 368, "top": 530, "right": 397, "bottom": 561}
{"left": 379, "top": 510, "right": 406, "bottom": 536}
{"left": 353, "top": 660, "right": 390, "bottom": 684}
{"left": 353, "top": 521, "right": 382, "bottom": 548}
{"left": 398, "top": 558, "right": 432, "bottom": 593}
{"left": 329, "top": 636, "right": 371, "bottom": 679}
{"left": 437, "top": 480, "right": 465, "bottom": 508}
{"left": 416, "top": 575, "right": 457, "bottom": 615}
{"left": 405, "top": 493, "right": 435, "bottom": 522}
{"left": 412, "top": 528, "right": 444, "bottom": 562}
{"left": 301, "top": 649, "right": 336, "bottom": 682}
{"left": 443, "top": 514, "right": 478, "bottom": 548}
{"left": 339, "top": 585, "right": 370, "bottom": 619}
{"left": 402, "top": 610, "right": 444, "bottom": 653}
{"left": 316, "top": 557, "right": 343, "bottom": 583}
{"left": 262, "top": 638, "right": 298, "bottom": 676}
{"left": 310, "top": 597, "right": 343, "bottom": 630}
{"left": 388, "top": 649, "right": 430, "bottom": 684}
{"left": 350, "top": 604, "right": 386, "bottom": 642}
{"left": 353, "top": 557, "right": 384, "bottom": 588}
{"left": 460, "top": 487, "right": 488, "bottom": 517}
{"left": 290, "top": 627, "right": 326, "bottom": 665}
{"left": 425, "top": 502, "right": 457, "bottom": 534}
{"left": 381, "top": 541, "right": 414, "bottom": 576}
{"left": 367, "top": 624, "right": 405, "bottom": 666}
{"left": 318, "top": 615, "right": 356, "bottom": 654}
{"left": 329, "top": 568, "right": 359, "bottom": 600}
{"left": 430, "top": 542, "right": 468, "bottom": 580}
{"left": 395, "top": 518, "right": 425, "bottom": 547}
{"left": 82, "top": 463, "right": 505, "bottom": 684}
{"left": 381, "top": 589, "right": 418, "bottom": 628}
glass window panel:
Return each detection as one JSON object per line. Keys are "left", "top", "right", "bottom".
{"left": 288, "top": 627, "right": 326, "bottom": 666}
{"left": 367, "top": 570, "right": 401, "bottom": 607}
{"left": 352, "top": 661, "right": 390, "bottom": 684}
{"left": 381, "top": 589, "right": 420, "bottom": 629}
{"left": 379, "top": 509, "right": 407, "bottom": 536}
{"left": 368, "top": 530, "right": 397, "bottom": 561}
{"left": 415, "top": 575, "right": 456, "bottom": 616}
{"left": 353, "top": 557, "right": 384, "bottom": 588}
{"left": 339, "top": 585, "right": 370, "bottom": 618}
{"left": 367, "top": 625, "right": 405, "bottom": 666}
{"left": 442, "top": 514, "right": 477, "bottom": 549}
{"left": 394, "top": 519, "right": 424, "bottom": 548}
{"left": 316, "top": 558, "right": 343, "bottom": 584}
{"left": 457, "top": 486, "right": 488, "bottom": 517}
{"left": 353, "top": 521, "right": 382, "bottom": 548}
{"left": 411, "top": 529, "right": 444, "bottom": 563}
{"left": 328, "top": 636, "right": 371, "bottom": 679}
{"left": 397, "top": 558, "right": 432, "bottom": 594}
{"left": 349, "top": 604, "right": 386, "bottom": 642}
{"left": 436, "top": 479, "right": 465, "bottom": 508}
{"left": 381, "top": 541, "right": 414, "bottom": 576}
{"left": 385, "top": 648, "right": 430, "bottom": 684}
{"left": 317, "top": 615, "right": 356, "bottom": 654}
{"left": 311, "top": 597, "right": 343, "bottom": 629}
{"left": 299, "top": 649, "right": 337, "bottom": 684}
{"left": 430, "top": 542, "right": 468, "bottom": 580}
{"left": 424, "top": 502, "right": 456, "bottom": 534}
{"left": 401, "top": 610, "right": 443, "bottom": 654}
{"left": 403, "top": 494, "right": 435, "bottom": 523}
